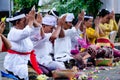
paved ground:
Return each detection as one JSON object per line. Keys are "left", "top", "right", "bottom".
{"left": 0, "top": 52, "right": 120, "bottom": 80}
{"left": 0, "top": 52, "right": 10, "bottom": 80}
{"left": 83, "top": 66, "right": 120, "bottom": 80}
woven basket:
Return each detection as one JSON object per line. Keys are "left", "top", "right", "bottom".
{"left": 52, "top": 69, "right": 77, "bottom": 79}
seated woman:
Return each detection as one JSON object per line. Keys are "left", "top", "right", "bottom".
{"left": 87, "top": 9, "right": 120, "bottom": 64}
{"left": 96, "top": 9, "right": 120, "bottom": 58}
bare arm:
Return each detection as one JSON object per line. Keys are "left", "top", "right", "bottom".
{"left": 40, "top": 27, "right": 45, "bottom": 39}
{"left": 0, "top": 21, "right": 11, "bottom": 51}
{"left": 82, "top": 23, "right": 86, "bottom": 39}
{"left": 59, "top": 28, "right": 65, "bottom": 38}
{"left": 27, "top": 9, "right": 35, "bottom": 27}
{"left": 95, "top": 17, "right": 105, "bottom": 36}
{"left": 0, "top": 35, "right": 2, "bottom": 51}
{"left": 1, "top": 34, "right": 11, "bottom": 50}
{"left": 58, "top": 16, "right": 66, "bottom": 38}
{"left": 49, "top": 26, "right": 61, "bottom": 43}
{"left": 34, "top": 13, "right": 45, "bottom": 39}
{"left": 0, "top": 22, "right": 5, "bottom": 34}
{"left": 34, "top": 13, "right": 42, "bottom": 28}
{"left": 75, "top": 11, "right": 85, "bottom": 30}
{"left": 50, "top": 15, "right": 66, "bottom": 40}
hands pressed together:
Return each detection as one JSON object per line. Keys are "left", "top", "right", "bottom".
{"left": 0, "top": 22, "right": 5, "bottom": 34}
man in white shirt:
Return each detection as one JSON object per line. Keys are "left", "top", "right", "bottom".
{"left": 54, "top": 12, "right": 84, "bottom": 65}
{"left": 4, "top": 9, "right": 43, "bottom": 80}
{"left": 31, "top": 14, "right": 66, "bottom": 71}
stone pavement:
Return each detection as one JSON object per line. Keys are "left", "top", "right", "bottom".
{"left": 0, "top": 52, "right": 12, "bottom": 80}
{"left": 0, "top": 52, "right": 120, "bottom": 80}
{"left": 83, "top": 66, "right": 120, "bottom": 80}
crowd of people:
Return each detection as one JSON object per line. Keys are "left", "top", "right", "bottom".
{"left": 0, "top": 7, "right": 120, "bottom": 80}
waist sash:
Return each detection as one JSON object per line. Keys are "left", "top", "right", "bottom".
{"left": 8, "top": 49, "right": 43, "bottom": 75}
{"left": 2, "top": 43, "right": 7, "bottom": 52}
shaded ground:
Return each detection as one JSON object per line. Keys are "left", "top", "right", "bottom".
{"left": 0, "top": 52, "right": 120, "bottom": 80}
{"left": 97, "top": 66, "right": 120, "bottom": 80}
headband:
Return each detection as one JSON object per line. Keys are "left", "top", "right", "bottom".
{"left": 6, "top": 14, "right": 26, "bottom": 22}
{"left": 50, "top": 9, "right": 59, "bottom": 19}
{"left": 84, "top": 16, "right": 93, "bottom": 19}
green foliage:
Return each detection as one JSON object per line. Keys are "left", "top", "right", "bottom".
{"left": 52, "top": 0, "right": 86, "bottom": 17}
{"left": 14, "top": 0, "right": 39, "bottom": 12}
{"left": 86, "top": 0, "right": 103, "bottom": 18}
{"left": 13, "top": 0, "right": 103, "bottom": 18}
{"left": 52, "top": 0, "right": 103, "bottom": 18}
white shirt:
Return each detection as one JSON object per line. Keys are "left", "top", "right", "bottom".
{"left": 7, "top": 25, "right": 39, "bottom": 52}
{"left": 71, "top": 29, "right": 83, "bottom": 49}
{"left": 4, "top": 25, "right": 39, "bottom": 79}
{"left": 54, "top": 27, "right": 77, "bottom": 61}
{"left": 31, "top": 33, "right": 53, "bottom": 65}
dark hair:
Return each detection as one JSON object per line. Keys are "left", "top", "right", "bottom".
{"left": 98, "top": 9, "right": 110, "bottom": 17}
{"left": 72, "top": 18, "right": 78, "bottom": 26}
{"left": 20, "top": 7, "right": 38, "bottom": 15}
{"left": 48, "top": 10, "right": 59, "bottom": 17}
{"left": 84, "top": 14, "right": 93, "bottom": 21}
{"left": 20, "top": 8, "right": 31, "bottom": 15}
{"left": 84, "top": 18, "right": 89, "bottom": 21}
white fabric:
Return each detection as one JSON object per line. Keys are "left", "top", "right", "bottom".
{"left": 71, "top": 29, "right": 83, "bottom": 49}
{"left": 110, "top": 31, "right": 117, "bottom": 43}
{"left": 42, "top": 15, "right": 57, "bottom": 26}
{"left": 66, "top": 13, "right": 74, "bottom": 22}
{"left": 33, "top": 33, "right": 53, "bottom": 65}
{"left": 4, "top": 25, "right": 38, "bottom": 80}
{"left": 31, "top": 32, "right": 66, "bottom": 69}
{"left": 54, "top": 27, "right": 77, "bottom": 62}
{"left": 38, "top": 0, "right": 51, "bottom": 6}
{"left": 6, "top": 14, "right": 26, "bottom": 22}
{"left": 4, "top": 54, "right": 29, "bottom": 79}
{"left": 60, "top": 13, "right": 74, "bottom": 22}
{"left": 7, "top": 26, "right": 35, "bottom": 52}
{"left": 50, "top": 9, "right": 58, "bottom": 18}
{"left": 30, "top": 27, "right": 42, "bottom": 44}
{"left": 84, "top": 16, "right": 93, "bottom": 19}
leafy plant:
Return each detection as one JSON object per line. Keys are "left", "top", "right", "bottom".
{"left": 52, "top": 0, "right": 86, "bottom": 17}
{"left": 13, "top": 0, "right": 39, "bottom": 12}
{"left": 86, "top": 0, "right": 103, "bottom": 18}
{"left": 13, "top": 0, "right": 103, "bottom": 18}
{"left": 52, "top": 0, "right": 103, "bottom": 18}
